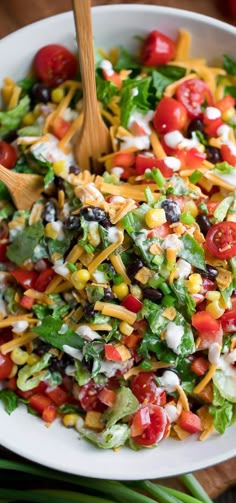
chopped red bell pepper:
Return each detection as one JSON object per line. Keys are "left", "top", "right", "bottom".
{"left": 11, "top": 269, "right": 38, "bottom": 289}
{"left": 42, "top": 404, "right": 57, "bottom": 423}
{"left": 104, "top": 344, "right": 122, "bottom": 362}
{"left": 121, "top": 294, "right": 143, "bottom": 313}
{"left": 190, "top": 357, "right": 209, "bottom": 376}
{"left": 34, "top": 267, "right": 55, "bottom": 292}
{"left": 29, "top": 393, "right": 53, "bottom": 414}
{"left": 45, "top": 386, "right": 69, "bottom": 406}
{"left": 98, "top": 388, "right": 116, "bottom": 407}
{"left": 19, "top": 295, "right": 34, "bottom": 310}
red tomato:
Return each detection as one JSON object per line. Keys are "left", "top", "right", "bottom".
{"left": 216, "top": 95, "right": 235, "bottom": 113}
{"left": 140, "top": 30, "right": 176, "bottom": 66}
{"left": 11, "top": 269, "right": 38, "bottom": 289}
{"left": 221, "top": 144, "right": 236, "bottom": 166}
{"left": 130, "top": 406, "right": 151, "bottom": 437}
{"left": 147, "top": 222, "right": 170, "bottom": 239}
{"left": 131, "top": 372, "right": 162, "bottom": 405}
{"left": 51, "top": 116, "right": 71, "bottom": 140}
{"left": 135, "top": 154, "right": 174, "bottom": 177}
{"left": 17, "top": 381, "right": 47, "bottom": 400}
{"left": 178, "top": 410, "right": 202, "bottom": 434}
{"left": 19, "top": 295, "right": 34, "bottom": 310}
{"left": 34, "top": 44, "right": 78, "bottom": 86}
{"left": 112, "top": 152, "right": 136, "bottom": 169}
{"left": 29, "top": 393, "right": 53, "bottom": 414}
{"left": 190, "top": 357, "right": 209, "bottom": 376}
{"left": 206, "top": 221, "right": 236, "bottom": 259}
{"left": 204, "top": 201, "right": 219, "bottom": 217}
{"left": 220, "top": 308, "right": 236, "bottom": 333}
{"left": 185, "top": 148, "right": 207, "bottom": 169}
{"left": 102, "top": 69, "right": 122, "bottom": 89}
{"left": 0, "top": 353, "right": 13, "bottom": 380}
{"left": 45, "top": 386, "right": 69, "bottom": 406}
{"left": 134, "top": 405, "right": 170, "bottom": 446}
{"left": 7, "top": 377, "right": 17, "bottom": 391}
{"left": 192, "top": 311, "right": 223, "bottom": 350}
{"left": 78, "top": 380, "right": 104, "bottom": 412}
{"left": 153, "top": 97, "right": 187, "bottom": 134}
{"left": 121, "top": 294, "right": 143, "bottom": 313}
{"left": 42, "top": 404, "right": 57, "bottom": 423}
{"left": 34, "top": 268, "right": 55, "bottom": 292}
{"left": 0, "top": 141, "right": 17, "bottom": 169}
{"left": 176, "top": 78, "right": 213, "bottom": 118}
{"left": 98, "top": 388, "right": 116, "bottom": 407}
{"left": 104, "top": 344, "right": 122, "bottom": 362}
{"left": 204, "top": 118, "right": 224, "bottom": 137}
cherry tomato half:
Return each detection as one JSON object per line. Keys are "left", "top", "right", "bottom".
{"left": 140, "top": 30, "right": 176, "bottom": 66}
{"left": 51, "top": 116, "right": 71, "bottom": 140}
{"left": 221, "top": 144, "right": 236, "bottom": 167}
{"left": 0, "top": 353, "right": 14, "bottom": 380}
{"left": 176, "top": 78, "right": 213, "bottom": 118}
{"left": 0, "top": 141, "right": 17, "bottom": 169}
{"left": 220, "top": 308, "right": 236, "bottom": 333}
{"left": 34, "top": 44, "right": 78, "bottom": 87}
{"left": 206, "top": 221, "right": 236, "bottom": 259}
{"left": 131, "top": 372, "right": 162, "bottom": 405}
{"left": 153, "top": 97, "right": 187, "bottom": 134}
{"left": 133, "top": 405, "right": 170, "bottom": 446}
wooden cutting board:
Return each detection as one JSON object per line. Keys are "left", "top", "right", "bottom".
{"left": 0, "top": 0, "right": 235, "bottom": 499}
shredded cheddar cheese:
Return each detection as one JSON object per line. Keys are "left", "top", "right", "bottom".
{"left": 193, "top": 364, "right": 218, "bottom": 394}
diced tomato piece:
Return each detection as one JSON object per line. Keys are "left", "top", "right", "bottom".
{"left": 45, "top": 386, "right": 69, "bottom": 406}
{"left": 190, "top": 357, "right": 209, "bottom": 376}
{"left": 112, "top": 152, "right": 136, "bottom": 169}
{"left": 104, "top": 344, "right": 122, "bottom": 362}
{"left": 221, "top": 144, "right": 236, "bottom": 167}
{"left": 102, "top": 69, "right": 122, "bottom": 89}
{"left": 98, "top": 388, "right": 116, "bottom": 407}
{"left": 147, "top": 222, "right": 170, "bottom": 239}
{"left": 132, "top": 320, "right": 148, "bottom": 336}
{"left": 7, "top": 377, "right": 17, "bottom": 391}
{"left": 42, "top": 404, "right": 57, "bottom": 423}
{"left": 11, "top": 269, "right": 38, "bottom": 289}
{"left": 135, "top": 154, "right": 174, "bottom": 177}
{"left": 17, "top": 381, "right": 47, "bottom": 400}
{"left": 29, "top": 393, "right": 53, "bottom": 414}
{"left": 204, "top": 118, "right": 224, "bottom": 137}
{"left": 0, "top": 353, "right": 14, "bottom": 380}
{"left": 192, "top": 311, "right": 221, "bottom": 333}
{"left": 130, "top": 406, "right": 151, "bottom": 437}
{"left": 120, "top": 166, "right": 137, "bottom": 180}
{"left": 122, "top": 333, "right": 141, "bottom": 349}
{"left": 178, "top": 410, "right": 202, "bottom": 434}
{"left": 121, "top": 294, "right": 143, "bottom": 313}
{"left": 130, "top": 121, "right": 147, "bottom": 136}
{"left": 185, "top": 148, "right": 206, "bottom": 168}
{"left": 220, "top": 308, "right": 236, "bottom": 333}
{"left": 19, "top": 295, "right": 34, "bottom": 310}
{"left": 51, "top": 116, "right": 70, "bottom": 140}
{"left": 216, "top": 95, "right": 235, "bottom": 113}
{"left": 204, "top": 201, "right": 220, "bottom": 217}
{"left": 34, "top": 267, "right": 55, "bottom": 292}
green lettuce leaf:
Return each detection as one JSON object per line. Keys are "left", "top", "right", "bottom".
{"left": 179, "top": 233, "right": 206, "bottom": 271}
{"left": 120, "top": 76, "right": 151, "bottom": 127}
{"left": 17, "top": 353, "right": 52, "bottom": 391}
{"left": 170, "top": 278, "right": 196, "bottom": 318}
{"left": 33, "top": 316, "right": 84, "bottom": 351}
{"left": 223, "top": 54, "right": 236, "bottom": 75}
{"left": 0, "top": 95, "right": 30, "bottom": 138}
{"left": 79, "top": 424, "right": 130, "bottom": 449}
{"left": 104, "top": 387, "right": 139, "bottom": 428}
{"left": 6, "top": 220, "right": 44, "bottom": 264}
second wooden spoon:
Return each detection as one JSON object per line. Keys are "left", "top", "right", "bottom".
{"left": 72, "top": 0, "right": 112, "bottom": 173}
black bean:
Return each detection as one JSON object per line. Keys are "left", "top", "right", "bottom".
{"left": 205, "top": 146, "right": 223, "bottom": 164}
{"left": 64, "top": 215, "right": 81, "bottom": 230}
{"left": 49, "top": 353, "right": 74, "bottom": 373}
{"left": 142, "top": 288, "right": 163, "bottom": 302}
{"left": 103, "top": 288, "right": 115, "bottom": 301}
{"left": 126, "top": 258, "right": 144, "bottom": 277}
{"left": 31, "top": 82, "right": 51, "bottom": 103}
{"left": 54, "top": 176, "right": 65, "bottom": 191}
{"left": 196, "top": 214, "right": 212, "bottom": 236}
{"left": 69, "top": 165, "right": 80, "bottom": 175}
{"left": 187, "top": 118, "right": 205, "bottom": 137}
{"left": 79, "top": 206, "right": 112, "bottom": 228}
{"left": 3, "top": 130, "right": 18, "bottom": 142}
{"left": 36, "top": 341, "right": 52, "bottom": 356}
{"left": 195, "top": 264, "right": 218, "bottom": 281}
{"left": 42, "top": 201, "right": 57, "bottom": 223}
{"left": 83, "top": 304, "right": 96, "bottom": 319}
{"left": 161, "top": 199, "right": 181, "bottom": 223}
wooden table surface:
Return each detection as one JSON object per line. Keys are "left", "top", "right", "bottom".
{"left": 0, "top": 0, "right": 236, "bottom": 500}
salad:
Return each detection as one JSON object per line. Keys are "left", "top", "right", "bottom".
{"left": 0, "top": 27, "right": 236, "bottom": 451}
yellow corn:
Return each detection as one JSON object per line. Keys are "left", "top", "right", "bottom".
{"left": 21, "top": 112, "right": 35, "bottom": 126}
{"left": 51, "top": 87, "right": 65, "bottom": 103}
{"left": 183, "top": 200, "right": 198, "bottom": 218}
{"left": 62, "top": 414, "right": 79, "bottom": 428}
{"left": 27, "top": 353, "right": 40, "bottom": 366}
{"left": 112, "top": 282, "right": 129, "bottom": 300}
{"left": 119, "top": 321, "right": 134, "bottom": 336}
{"left": 72, "top": 269, "right": 90, "bottom": 283}
{"left": 206, "top": 301, "right": 225, "bottom": 319}
{"left": 186, "top": 273, "right": 202, "bottom": 294}
{"left": 205, "top": 291, "right": 221, "bottom": 301}
{"left": 11, "top": 347, "right": 29, "bottom": 365}
{"left": 53, "top": 160, "right": 67, "bottom": 177}
{"left": 222, "top": 107, "right": 235, "bottom": 121}
{"left": 45, "top": 222, "right": 59, "bottom": 240}
{"left": 210, "top": 192, "right": 223, "bottom": 202}
{"left": 145, "top": 208, "right": 166, "bottom": 229}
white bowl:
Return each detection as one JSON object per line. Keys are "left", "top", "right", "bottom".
{"left": 0, "top": 4, "right": 236, "bottom": 481}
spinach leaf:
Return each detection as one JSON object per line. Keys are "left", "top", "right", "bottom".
{"left": 33, "top": 316, "right": 84, "bottom": 351}
{"left": 104, "top": 387, "right": 139, "bottom": 427}
{"left": 0, "top": 389, "right": 18, "bottom": 415}
{"left": 176, "top": 358, "right": 197, "bottom": 394}
{"left": 225, "top": 85, "right": 236, "bottom": 99}
{"left": 96, "top": 74, "right": 118, "bottom": 105}
{"left": 179, "top": 233, "right": 206, "bottom": 271}
{"left": 47, "top": 230, "right": 73, "bottom": 258}
{"left": 0, "top": 95, "right": 30, "bottom": 138}
{"left": 17, "top": 77, "right": 36, "bottom": 93}
{"left": 120, "top": 77, "right": 151, "bottom": 127}
{"left": 170, "top": 278, "right": 196, "bottom": 318}
{"left": 223, "top": 54, "right": 236, "bottom": 75}
{"left": 6, "top": 220, "right": 44, "bottom": 264}
{"left": 114, "top": 47, "right": 140, "bottom": 70}
{"left": 150, "top": 65, "right": 186, "bottom": 102}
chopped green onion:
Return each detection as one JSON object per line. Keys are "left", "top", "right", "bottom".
{"left": 144, "top": 186, "right": 155, "bottom": 205}
{"left": 162, "top": 294, "right": 175, "bottom": 307}
{"left": 152, "top": 254, "right": 164, "bottom": 266}
{"left": 113, "top": 274, "right": 124, "bottom": 285}
{"left": 152, "top": 167, "right": 165, "bottom": 188}
{"left": 159, "top": 282, "right": 171, "bottom": 295}
{"left": 140, "top": 360, "right": 153, "bottom": 370}
{"left": 189, "top": 170, "right": 202, "bottom": 184}
{"left": 66, "top": 262, "right": 77, "bottom": 273}
{"left": 180, "top": 212, "right": 195, "bottom": 225}
{"left": 84, "top": 243, "right": 95, "bottom": 254}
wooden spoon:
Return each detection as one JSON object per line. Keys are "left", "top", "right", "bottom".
{"left": 72, "top": 0, "right": 112, "bottom": 173}
{"left": 0, "top": 164, "right": 43, "bottom": 211}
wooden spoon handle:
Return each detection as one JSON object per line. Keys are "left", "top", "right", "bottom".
{"left": 72, "top": 0, "right": 98, "bottom": 120}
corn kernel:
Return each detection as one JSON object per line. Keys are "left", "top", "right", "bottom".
{"left": 205, "top": 291, "right": 221, "bottom": 301}
{"left": 112, "top": 282, "right": 129, "bottom": 300}
{"left": 72, "top": 269, "right": 90, "bottom": 283}
{"left": 222, "top": 107, "right": 235, "bottom": 121}
{"left": 206, "top": 301, "right": 225, "bottom": 319}
{"left": 51, "top": 87, "right": 65, "bottom": 103}
{"left": 183, "top": 200, "right": 198, "bottom": 218}
{"left": 53, "top": 160, "right": 67, "bottom": 177}
{"left": 145, "top": 208, "right": 167, "bottom": 229}
{"left": 45, "top": 222, "right": 59, "bottom": 240}
{"left": 119, "top": 321, "right": 133, "bottom": 336}
{"left": 9, "top": 363, "right": 18, "bottom": 378}
{"left": 62, "top": 413, "right": 78, "bottom": 428}
{"left": 71, "top": 272, "right": 86, "bottom": 291}
{"left": 27, "top": 353, "right": 40, "bottom": 366}
{"left": 186, "top": 273, "right": 202, "bottom": 294}
{"left": 11, "top": 347, "right": 29, "bottom": 365}
{"left": 21, "top": 112, "right": 35, "bottom": 126}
